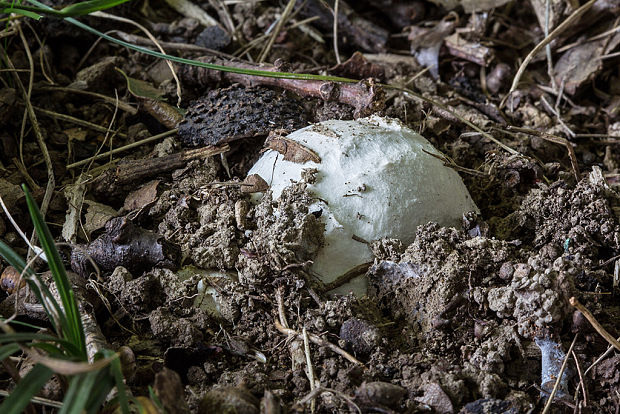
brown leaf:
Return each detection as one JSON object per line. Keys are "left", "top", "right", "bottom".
{"left": 330, "top": 51, "right": 385, "bottom": 80}
{"left": 264, "top": 132, "right": 320, "bottom": 164}
{"left": 123, "top": 180, "right": 160, "bottom": 211}
{"left": 242, "top": 174, "right": 269, "bottom": 193}
{"left": 554, "top": 40, "right": 606, "bottom": 95}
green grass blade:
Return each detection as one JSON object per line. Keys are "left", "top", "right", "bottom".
{"left": 0, "top": 6, "right": 41, "bottom": 18}
{"left": 59, "top": 0, "right": 131, "bottom": 17}
{"left": 59, "top": 371, "right": 100, "bottom": 414}
{"left": 0, "top": 363, "right": 54, "bottom": 413}
{"left": 0, "top": 333, "right": 80, "bottom": 354}
{"left": 0, "top": 343, "right": 21, "bottom": 361}
{"left": 22, "top": 185, "right": 86, "bottom": 359}
{"left": 148, "top": 385, "right": 166, "bottom": 413}
{"left": 1, "top": 318, "right": 45, "bottom": 331}
{"left": 30, "top": 341, "right": 83, "bottom": 357}
{"left": 0, "top": 0, "right": 129, "bottom": 17}
{"left": 0, "top": 240, "right": 33, "bottom": 277}
{"left": 26, "top": 0, "right": 358, "bottom": 83}
{"left": 84, "top": 370, "right": 116, "bottom": 414}
{"left": 101, "top": 349, "right": 129, "bottom": 414}
{"left": 0, "top": 231, "right": 70, "bottom": 340}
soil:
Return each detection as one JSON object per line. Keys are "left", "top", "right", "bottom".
{"left": 1, "top": 1, "right": 620, "bottom": 413}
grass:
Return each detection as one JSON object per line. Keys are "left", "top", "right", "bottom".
{"left": 0, "top": 186, "right": 129, "bottom": 413}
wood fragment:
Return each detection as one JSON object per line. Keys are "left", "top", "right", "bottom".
{"left": 92, "top": 144, "right": 229, "bottom": 195}
{"left": 274, "top": 320, "right": 363, "bottom": 365}
{"left": 320, "top": 262, "right": 372, "bottom": 293}
{"left": 570, "top": 297, "right": 620, "bottom": 352}
{"left": 180, "top": 56, "right": 385, "bottom": 118}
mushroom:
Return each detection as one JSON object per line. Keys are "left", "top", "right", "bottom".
{"left": 248, "top": 115, "right": 479, "bottom": 295}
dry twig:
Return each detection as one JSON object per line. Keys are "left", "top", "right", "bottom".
{"left": 505, "top": 0, "right": 599, "bottom": 104}
{"left": 571, "top": 349, "right": 588, "bottom": 407}
{"left": 67, "top": 129, "right": 178, "bottom": 169}
{"left": 274, "top": 320, "right": 362, "bottom": 365}
{"left": 180, "top": 56, "right": 385, "bottom": 117}
{"left": 541, "top": 334, "right": 578, "bottom": 414}
{"left": 258, "top": 0, "right": 296, "bottom": 63}
{"left": 295, "top": 386, "right": 361, "bottom": 414}
{"left": 302, "top": 327, "right": 317, "bottom": 413}
{"left": 570, "top": 297, "right": 620, "bottom": 351}
{"left": 506, "top": 126, "right": 580, "bottom": 181}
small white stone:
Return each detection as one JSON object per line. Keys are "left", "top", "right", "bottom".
{"left": 248, "top": 115, "right": 479, "bottom": 295}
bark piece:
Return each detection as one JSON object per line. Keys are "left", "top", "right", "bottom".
{"left": 91, "top": 144, "right": 229, "bottom": 196}
{"left": 177, "top": 85, "right": 307, "bottom": 147}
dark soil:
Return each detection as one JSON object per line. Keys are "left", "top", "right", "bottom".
{"left": 1, "top": 1, "right": 620, "bottom": 413}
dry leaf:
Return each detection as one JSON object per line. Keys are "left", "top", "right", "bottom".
{"left": 123, "top": 180, "right": 161, "bottom": 212}
{"left": 83, "top": 201, "right": 118, "bottom": 237}
{"left": 242, "top": 174, "right": 269, "bottom": 193}
{"left": 265, "top": 132, "right": 321, "bottom": 164}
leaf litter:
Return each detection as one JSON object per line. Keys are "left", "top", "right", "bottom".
{"left": 1, "top": 0, "right": 620, "bottom": 412}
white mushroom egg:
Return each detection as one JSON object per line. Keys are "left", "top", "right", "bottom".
{"left": 247, "top": 115, "right": 479, "bottom": 295}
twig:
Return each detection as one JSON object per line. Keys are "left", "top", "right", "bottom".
{"left": 91, "top": 144, "right": 229, "bottom": 193}
{"left": 24, "top": 21, "right": 54, "bottom": 85}
{"left": 320, "top": 262, "right": 371, "bottom": 293}
{"left": 180, "top": 56, "right": 385, "bottom": 117}
{"left": 7, "top": 27, "right": 54, "bottom": 258}
{"left": 83, "top": 90, "right": 120, "bottom": 173}
{"left": 540, "top": 94, "right": 575, "bottom": 138}
{"left": 11, "top": 158, "right": 39, "bottom": 190}
{"left": 274, "top": 320, "right": 362, "bottom": 365}
{"left": 111, "top": 30, "right": 233, "bottom": 57}
{"left": 505, "top": 0, "right": 599, "bottom": 104}
{"left": 162, "top": 0, "right": 219, "bottom": 27}
{"left": 544, "top": 0, "right": 557, "bottom": 91}
{"left": 541, "top": 334, "right": 578, "bottom": 414}
{"left": 302, "top": 327, "right": 317, "bottom": 413}
{"left": 583, "top": 341, "right": 620, "bottom": 379}
{"left": 275, "top": 287, "right": 290, "bottom": 330}
{"left": 0, "top": 390, "right": 62, "bottom": 409}
{"left": 333, "top": 0, "right": 341, "bottom": 65}
{"left": 422, "top": 149, "right": 489, "bottom": 177}
{"left": 234, "top": 16, "right": 320, "bottom": 57}
{"left": 37, "top": 86, "right": 137, "bottom": 114}
{"left": 208, "top": 0, "right": 237, "bottom": 40}
{"left": 258, "top": 0, "right": 295, "bottom": 63}
{"left": 571, "top": 349, "right": 588, "bottom": 407}
{"left": 570, "top": 297, "right": 620, "bottom": 351}
{"left": 506, "top": 126, "right": 580, "bottom": 181}
{"left": 296, "top": 386, "right": 361, "bottom": 414}
{"left": 67, "top": 129, "right": 178, "bottom": 169}
{"left": 393, "top": 85, "right": 519, "bottom": 155}
{"left": 93, "top": 11, "right": 182, "bottom": 107}
{"left": 29, "top": 105, "right": 127, "bottom": 139}
{"left": 556, "top": 22, "right": 620, "bottom": 53}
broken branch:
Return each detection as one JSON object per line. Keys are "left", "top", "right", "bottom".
{"left": 180, "top": 56, "right": 385, "bottom": 117}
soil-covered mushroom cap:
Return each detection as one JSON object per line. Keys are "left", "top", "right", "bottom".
{"left": 248, "top": 115, "right": 479, "bottom": 295}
